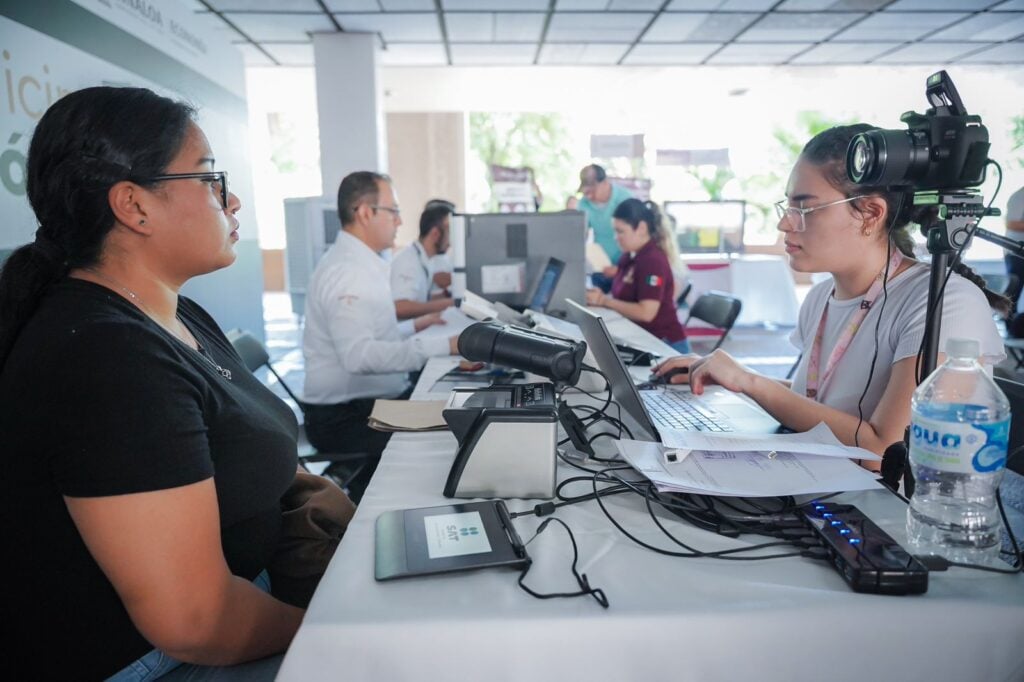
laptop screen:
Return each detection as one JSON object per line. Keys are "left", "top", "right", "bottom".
{"left": 564, "top": 300, "right": 659, "bottom": 440}
{"left": 527, "top": 258, "right": 565, "bottom": 313}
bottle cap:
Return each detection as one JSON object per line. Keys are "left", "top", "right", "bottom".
{"left": 945, "top": 337, "right": 980, "bottom": 359}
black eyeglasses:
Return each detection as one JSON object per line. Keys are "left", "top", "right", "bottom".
{"left": 142, "top": 171, "right": 229, "bottom": 209}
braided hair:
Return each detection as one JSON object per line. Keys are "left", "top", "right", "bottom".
{"left": 801, "top": 125, "right": 1009, "bottom": 316}
{"left": 0, "top": 86, "right": 195, "bottom": 368}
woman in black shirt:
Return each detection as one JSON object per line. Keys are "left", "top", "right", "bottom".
{"left": 0, "top": 87, "right": 303, "bottom": 680}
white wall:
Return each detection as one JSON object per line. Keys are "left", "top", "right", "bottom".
{"left": 0, "top": 0, "right": 265, "bottom": 339}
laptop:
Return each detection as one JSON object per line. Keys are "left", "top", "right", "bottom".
{"left": 492, "top": 258, "right": 566, "bottom": 327}
{"left": 526, "top": 257, "right": 566, "bottom": 313}
{"left": 564, "top": 300, "right": 779, "bottom": 439}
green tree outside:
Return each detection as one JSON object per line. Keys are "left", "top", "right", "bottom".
{"left": 469, "top": 112, "right": 577, "bottom": 212}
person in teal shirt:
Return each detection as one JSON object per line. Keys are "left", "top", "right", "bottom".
{"left": 577, "top": 164, "right": 633, "bottom": 290}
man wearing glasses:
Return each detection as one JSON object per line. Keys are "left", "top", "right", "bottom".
{"left": 302, "top": 171, "right": 458, "bottom": 501}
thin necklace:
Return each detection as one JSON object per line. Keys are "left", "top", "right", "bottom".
{"left": 84, "top": 269, "right": 233, "bottom": 381}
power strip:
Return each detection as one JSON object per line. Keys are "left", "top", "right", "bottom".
{"left": 801, "top": 503, "right": 928, "bottom": 595}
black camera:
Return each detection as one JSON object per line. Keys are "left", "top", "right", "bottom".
{"left": 846, "top": 71, "right": 990, "bottom": 191}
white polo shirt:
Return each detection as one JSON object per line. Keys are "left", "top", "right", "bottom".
{"left": 302, "top": 230, "right": 451, "bottom": 405}
{"left": 390, "top": 241, "right": 432, "bottom": 303}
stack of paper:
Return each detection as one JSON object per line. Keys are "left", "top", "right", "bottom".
{"left": 614, "top": 423, "right": 883, "bottom": 497}
{"left": 368, "top": 400, "right": 448, "bottom": 432}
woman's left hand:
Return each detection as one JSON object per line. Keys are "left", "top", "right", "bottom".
{"left": 585, "top": 288, "right": 607, "bottom": 306}
{"left": 688, "top": 349, "right": 756, "bottom": 396}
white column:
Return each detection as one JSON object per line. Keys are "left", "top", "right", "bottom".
{"left": 313, "top": 32, "right": 387, "bottom": 198}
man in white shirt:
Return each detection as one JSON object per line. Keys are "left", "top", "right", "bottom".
{"left": 391, "top": 203, "right": 455, "bottom": 319}
{"left": 302, "top": 171, "right": 458, "bottom": 500}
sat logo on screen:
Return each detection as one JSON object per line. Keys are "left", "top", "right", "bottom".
{"left": 446, "top": 524, "right": 480, "bottom": 541}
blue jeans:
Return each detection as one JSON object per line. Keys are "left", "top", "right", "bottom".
{"left": 105, "top": 572, "right": 280, "bottom": 682}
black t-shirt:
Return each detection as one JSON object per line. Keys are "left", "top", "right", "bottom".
{"left": 1, "top": 279, "right": 298, "bottom": 680}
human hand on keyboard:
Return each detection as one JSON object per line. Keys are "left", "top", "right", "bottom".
{"left": 686, "top": 349, "right": 755, "bottom": 396}
{"left": 650, "top": 354, "right": 700, "bottom": 385}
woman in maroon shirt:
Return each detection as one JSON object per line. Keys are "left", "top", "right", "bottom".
{"left": 585, "top": 198, "right": 689, "bottom": 353}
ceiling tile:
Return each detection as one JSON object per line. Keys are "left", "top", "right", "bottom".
{"left": 956, "top": 41, "right": 1024, "bottom": 60}
{"left": 336, "top": 13, "right": 442, "bottom": 41}
{"left": 927, "top": 12, "right": 1024, "bottom": 40}
{"left": 666, "top": 0, "right": 777, "bottom": 9}
{"left": 555, "top": 0, "right": 609, "bottom": 8}
{"left": 775, "top": 0, "right": 889, "bottom": 9}
{"left": 737, "top": 11, "right": 864, "bottom": 41}
{"left": 379, "top": 0, "right": 436, "bottom": 9}
{"left": 789, "top": 41, "right": 903, "bottom": 63}
{"left": 443, "top": 0, "right": 549, "bottom": 10}
{"left": 538, "top": 43, "right": 631, "bottom": 63}
{"left": 884, "top": 0, "right": 998, "bottom": 9}
{"left": 226, "top": 12, "right": 336, "bottom": 41}
{"left": 449, "top": 43, "right": 537, "bottom": 65}
{"left": 379, "top": 43, "right": 449, "bottom": 65}
{"left": 645, "top": 12, "right": 760, "bottom": 42}
{"left": 609, "top": 0, "right": 665, "bottom": 8}
{"left": 546, "top": 12, "right": 654, "bottom": 42}
{"left": 622, "top": 43, "right": 722, "bottom": 64}
{"left": 194, "top": 11, "right": 247, "bottom": 41}
{"left": 706, "top": 42, "right": 814, "bottom": 63}
{"left": 832, "top": 12, "right": 969, "bottom": 40}
{"left": 233, "top": 42, "right": 276, "bottom": 66}
{"left": 873, "top": 41, "right": 988, "bottom": 62}
{"left": 262, "top": 42, "right": 316, "bottom": 65}
{"left": 445, "top": 13, "right": 546, "bottom": 41}
{"left": 321, "top": 0, "right": 383, "bottom": 10}
{"left": 207, "top": 0, "right": 322, "bottom": 10}
{"left": 445, "top": 13, "right": 493, "bottom": 41}
{"left": 992, "top": 0, "right": 1024, "bottom": 9}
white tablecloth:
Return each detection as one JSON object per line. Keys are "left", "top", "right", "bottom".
{"left": 279, "top": 357, "right": 1024, "bottom": 682}
{"left": 683, "top": 254, "right": 800, "bottom": 326}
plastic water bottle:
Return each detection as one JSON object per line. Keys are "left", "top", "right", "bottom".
{"left": 907, "top": 338, "right": 1009, "bottom": 564}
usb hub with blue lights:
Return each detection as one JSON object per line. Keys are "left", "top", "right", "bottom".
{"left": 801, "top": 502, "right": 929, "bottom": 595}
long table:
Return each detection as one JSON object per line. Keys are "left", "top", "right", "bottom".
{"left": 278, "top": 317, "right": 1024, "bottom": 682}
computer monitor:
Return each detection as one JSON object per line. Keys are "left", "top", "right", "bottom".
{"left": 664, "top": 200, "right": 745, "bottom": 254}
{"left": 526, "top": 258, "right": 565, "bottom": 313}
{"left": 451, "top": 213, "right": 586, "bottom": 316}
{"left": 284, "top": 196, "right": 340, "bottom": 314}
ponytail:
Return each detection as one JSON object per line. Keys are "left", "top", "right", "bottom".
{"left": 613, "top": 198, "right": 664, "bottom": 246}
{"left": 0, "top": 86, "right": 194, "bottom": 369}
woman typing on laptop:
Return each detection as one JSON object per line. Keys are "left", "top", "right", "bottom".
{"left": 585, "top": 199, "right": 691, "bottom": 354}
{"left": 651, "top": 125, "right": 1005, "bottom": 465}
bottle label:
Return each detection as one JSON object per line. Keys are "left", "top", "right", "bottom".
{"left": 910, "top": 414, "right": 1008, "bottom": 474}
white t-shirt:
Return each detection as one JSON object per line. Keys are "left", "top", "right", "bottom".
{"left": 789, "top": 261, "right": 1005, "bottom": 418}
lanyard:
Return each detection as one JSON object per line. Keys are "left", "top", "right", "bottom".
{"left": 805, "top": 251, "right": 902, "bottom": 400}
{"left": 413, "top": 241, "right": 431, "bottom": 286}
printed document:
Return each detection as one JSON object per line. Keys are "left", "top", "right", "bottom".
{"left": 615, "top": 439, "right": 883, "bottom": 497}
{"left": 659, "top": 422, "right": 880, "bottom": 461}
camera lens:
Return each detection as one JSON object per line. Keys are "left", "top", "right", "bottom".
{"left": 848, "top": 135, "right": 874, "bottom": 183}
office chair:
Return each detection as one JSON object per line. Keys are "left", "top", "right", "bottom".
{"left": 683, "top": 291, "right": 742, "bottom": 353}
{"left": 226, "top": 329, "right": 369, "bottom": 490}
{"left": 675, "top": 280, "right": 693, "bottom": 309}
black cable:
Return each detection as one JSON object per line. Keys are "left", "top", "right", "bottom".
{"left": 853, "top": 190, "right": 902, "bottom": 448}
{"left": 517, "top": 517, "right": 609, "bottom": 608}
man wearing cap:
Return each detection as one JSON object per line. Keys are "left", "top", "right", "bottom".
{"left": 577, "top": 164, "right": 633, "bottom": 290}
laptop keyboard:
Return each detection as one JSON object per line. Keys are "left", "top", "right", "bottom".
{"left": 642, "top": 390, "right": 733, "bottom": 432}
